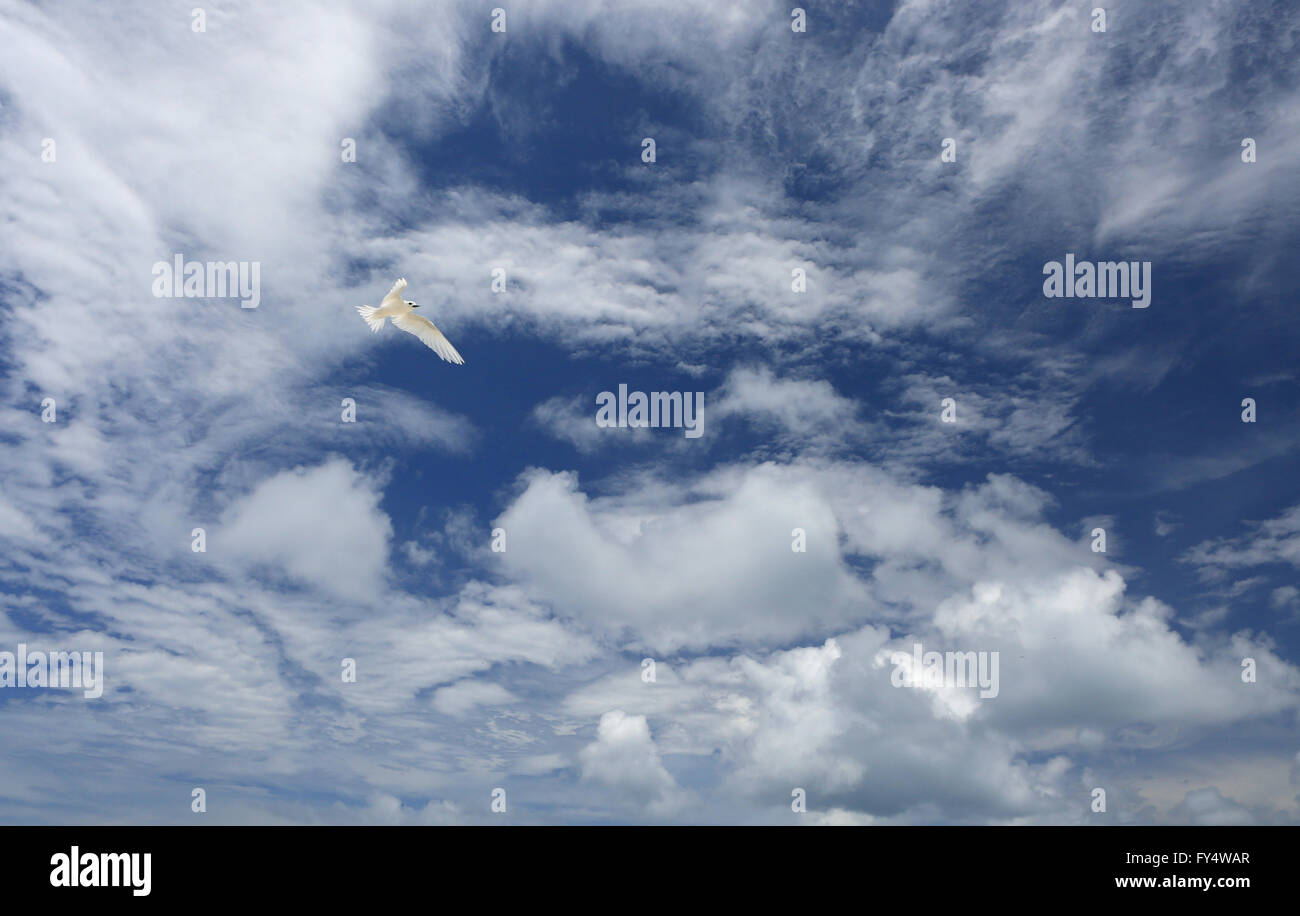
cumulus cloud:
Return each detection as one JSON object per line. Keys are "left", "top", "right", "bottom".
{"left": 217, "top": 458, "right": 393, "bottom": 602}
{"left": 579, "top": 710, "right": 685, "bottom": 816}
{"left": 494, "top": 465, "right": 868, "bottom": 652}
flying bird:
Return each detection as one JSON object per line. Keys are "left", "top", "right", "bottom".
{"left": 356, "top": 277, "right": 465, "bottom": 365}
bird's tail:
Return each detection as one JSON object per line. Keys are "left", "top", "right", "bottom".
{"left": 356, "top": 305, "right": 384, "bottom": 332}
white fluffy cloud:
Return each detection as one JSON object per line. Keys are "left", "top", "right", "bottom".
{"left": 494, "top": 465, "right": 867, "bottom": 652}
{"left": 217, "top": 458, "right": 393, "bottom": 602}
{"left": 579, "top": 710, "right": 685, "bottom": 816}
{"left": 533, "top": 460, "right": 1300, "bottom": 822}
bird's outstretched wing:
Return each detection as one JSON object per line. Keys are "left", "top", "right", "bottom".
{"left": 392, "top": 312, "right": 465, "bottom": 365}
{"left": 380, "top": 277, "right": 408, "bottom": 308}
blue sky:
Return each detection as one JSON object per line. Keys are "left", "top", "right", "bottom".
{"left": 0, "top": 0, "right": 1298, "bottom": 824}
